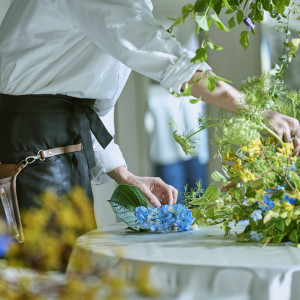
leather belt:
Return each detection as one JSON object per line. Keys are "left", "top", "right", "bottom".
{"left": 39, "top": 143, "right": 82, "bottom": 159}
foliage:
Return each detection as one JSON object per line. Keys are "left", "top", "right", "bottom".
{"left": 183, "top": 74, "right": 300, "bottom": 244}
{"left": 168, "top": 0, "right": 300, "bottom": 96}
{"left": 108, "top": 184, "right": 148, "bottom": 230}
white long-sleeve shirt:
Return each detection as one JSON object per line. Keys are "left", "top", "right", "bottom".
{"left": 0, "top": 0, "right": 211, "bottom": 184}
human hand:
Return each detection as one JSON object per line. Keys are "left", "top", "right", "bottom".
{"left": 107, "top": 166, "right": 178, "bottom": 207}
{"left": 263, "top": 109, "right": 300, "bottom": 155}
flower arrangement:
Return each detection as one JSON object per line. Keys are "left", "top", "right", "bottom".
{"left": 108, "top": 185, "right": 195, "bottom": 233}
{"left": 167, "top": 0, "right": 300, "bottom": 245}
{"left": 178, "top": 72, "right": 300, "bottom": 244}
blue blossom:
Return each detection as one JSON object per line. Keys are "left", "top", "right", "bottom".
{"left": 282, "top": 194, "right": 296, "bottom": 204}
{"left": 243, "top": 17, "right": 255, "bottom": 30}
{"left": 251, "top": 209, "right": 262, "bottom": 221}
{"left": 249, "top": 231, "right": 264, "bottom": 241}
{"left": 259, "top": 193, "right": 275, "bottom": 212}
{"left": 0, "top": 235, "right": 13, "bottom": 257}
{"left": 134, "top": 204, "right": 195, "bottom": 233}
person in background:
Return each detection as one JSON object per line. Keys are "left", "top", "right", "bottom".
{"left": 0, "top": 0, "right": 299, "bottom": 217}
{"left": 146, "top": 27, "right": 209, "bottom": 203}
{"left": 147, "top": 84, "right": 209, "bottom": 203}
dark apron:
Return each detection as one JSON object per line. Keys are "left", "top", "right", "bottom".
{"left": 0, "top": 93, "right": 112, "bottom": 210}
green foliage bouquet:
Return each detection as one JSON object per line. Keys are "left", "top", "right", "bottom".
{"left": 184, "top": 75, "right": 300, "bottom": 244}
{"left": 170, "top": 0, "right": 300, "bottom": 244}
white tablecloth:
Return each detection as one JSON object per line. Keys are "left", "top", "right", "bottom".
{"left": 70, "top": 223, "right": 300, "bottom": 300}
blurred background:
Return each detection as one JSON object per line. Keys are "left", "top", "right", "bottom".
{"left": 1, "top": 0, "right": 299, "bottom": 227}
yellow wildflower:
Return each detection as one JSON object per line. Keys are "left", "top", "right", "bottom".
{"left": 240, "top": 169, "right": 256, "bottom": 182}
{"left": 223, "top": 149, "right": 236, "bottom": 161}
{"left": 281, "top": 201, "right": 294, "bottom": 212}
{"left": 232, "top": 159, "right": 243, "bottom": 171}
{"left": 276, "top": 142, "right": 294, "bottom": 157}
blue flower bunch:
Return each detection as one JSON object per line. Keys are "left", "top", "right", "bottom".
{"left": 134, "top": 204, "right": 195, "bottom": 233}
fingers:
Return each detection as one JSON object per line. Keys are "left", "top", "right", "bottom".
{"left": 142, "top": 188, "right": 162, "bottom": 208}
{"left": 265, "top": 110, "right": 300, "bottom": 156}
{"left": 169, "top": 185, "right": 178, "bottom": 205}
{"left": 128, "top": 175, "right": 178, "bottom": 207}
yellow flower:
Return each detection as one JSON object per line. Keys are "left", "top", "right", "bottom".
{"left": 240, "top": 169, "right": 256, "bottom": 182}
{"left": 241, "top": 145, "right": 249, "bottom": 152}
{"left": 276, "top": 142, "right": 294, "bottom": 157}
{"left": 232, "top": 159, "right": 243, "bottom": 171}
{"left": 223, "top": 149, "right": 236, "bottom": 161}
{"left": 281, "top": 201, "right": 294, "bottom": 212}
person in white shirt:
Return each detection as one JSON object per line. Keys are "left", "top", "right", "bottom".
{"left": 0, "top": 0, "right": 299, "bottom": 213}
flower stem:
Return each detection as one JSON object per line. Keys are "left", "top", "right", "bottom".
{"left": 260, "top": 121, "right": 284, "bottom": 147}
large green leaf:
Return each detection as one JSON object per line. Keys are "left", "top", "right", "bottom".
{"left": 204, "top": 185, "right": 221, "bottom": 202}
{"left": 211, "top": 13, "right": 230, "bottom": 32}
{"left": 108, "top": 184, "right": 148, "bottom": 230}
{"left": 195, "top": 15, "right": 210, "bottom": 31}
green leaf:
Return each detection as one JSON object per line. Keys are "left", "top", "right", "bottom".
{"left": 108, "top": 184, "right": 148, "bottom": 230}
{"left": 205, "top": 76, "right": 216, "bottom": 92}
{"left": 223, "top": 0, "right": 232, "bottom": 10}
{"left": 211, "top": 13, "right": 230, "bottom": 32}
{"left": 195, "top": 15, "right": 210, "bottom": 31}
{"left": 190, "top": 97, "right": 202, "bottom": 104}
{"left": 240, "top": 30, "right": 249, "bottom": 50}
{"left": 274, "top": 219, "right": 285, "bottom": 232}
{"left": 262, "top": 0, "right": 272, "bottom": 12}
{"left": 194, "top": 0, "right": 206, "bottom": 12}
{"left": 192, "top": 46, "right": 207, "bottom": 63}
{"left": 273, "top": 0, "right": 290, "bottom": 14}
{"left": 214, "top": 0, "right": 222, "bottom": 15}
{"left": 207, "top": 40, "right": 223, "bottom": 50}
{"left": 228, "top": 17, "right": 236, "bottom": 28}
{"left": 182, "top": 83, "right": 192, "bottom": 96}
{"left": 182, "top": 4, "right": 194, "bottom": 15}
{"left": 287, "top": 38, "right": 300, "bottom": 55}
{"left": 288, "top": 229, "right": 298, "bottom": 243}
{"left": 289, "top": 171, "right": 300, "bottom": 185}
{"left": 211, "top": 170, "right": 226, "bottom": 181}
{"left": 236, "top": 10, "right": 244, "bottom": 24}
{"left": 204, "top": 185, "right": 221, "bottom": 202}
{"left": 190, "top": 197, "right": 204, "bottom": 205}
{"left": 213, "top": 74, "right": 232, "bottom": 82}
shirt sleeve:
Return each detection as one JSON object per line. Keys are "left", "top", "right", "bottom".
{"left": 90, "top": 108, "right": 127, "bottom": 185}
{"left": 59, "top": 0, "right": 211, "bottom": 94}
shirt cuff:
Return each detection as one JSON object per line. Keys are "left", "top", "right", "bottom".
{"left": 160, "top": 51, "right": 211, "bottom": 94}
{"left": 90, "top": 143, "right": 127, "bottom": 185}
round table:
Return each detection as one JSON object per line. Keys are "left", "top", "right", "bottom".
{"left": 69, "top": 222, "right": 300, "bottom": 300}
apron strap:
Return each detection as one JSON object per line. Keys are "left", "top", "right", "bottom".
{"left": 74, "top": 103, "right": 113, "bottom": 169}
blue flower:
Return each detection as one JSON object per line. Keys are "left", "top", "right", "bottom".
{"left": 259, "top": 193, "right": 275, "bottom": 212}
{"left": 243, "top": 17, "right": 255, "bottom": 30}
{"left": 0, "top": 235, "right": 13, "bottom": 257}
{"left": 282, "top": 194, "right": 296, "bottom": 204}
{"left": 249, "top": 231, "right": 264, "bottom": 241}
{"left": 135, "top": 204, "right": 195, "bottom": 233}
{"left": 250, "top": 209, "right": 262, "bottom": 221}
